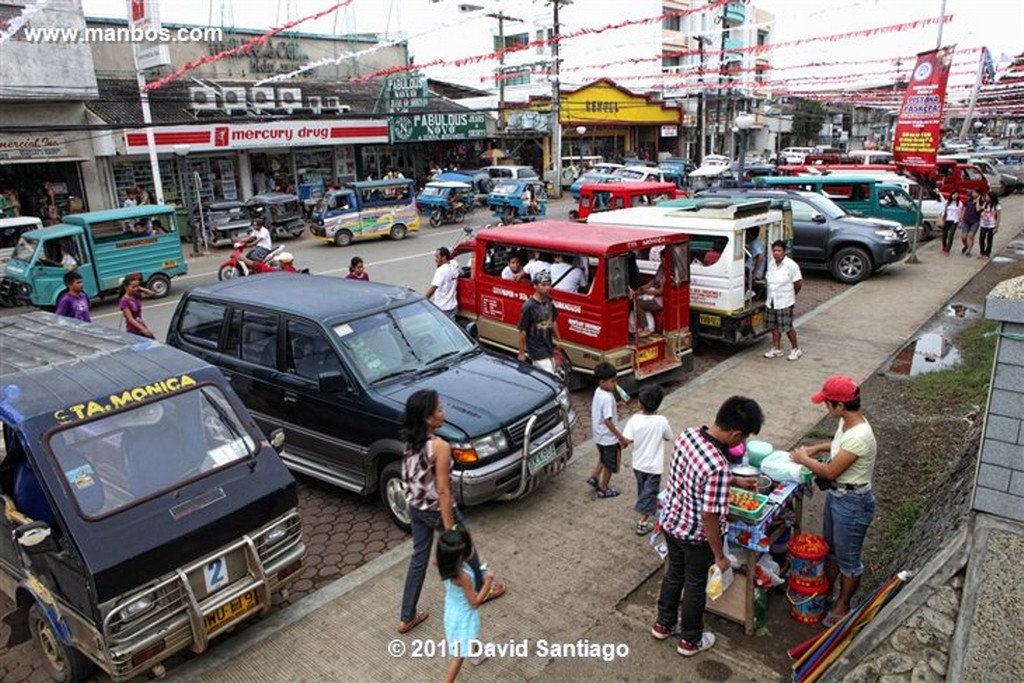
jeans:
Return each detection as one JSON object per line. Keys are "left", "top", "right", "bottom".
{"left": 979, "top": 227, "right": 995, "bottom": 256}
{"left": 656, "top": 534, "right": 715, "bottom": 646}
{"left": 941, "top": 220, "right": 958, "bottom": 251}
{"left": 823, "top": 490, "right": 876, "bottom": 577}
{"left": 400, "top": 506, "right": 482, "bottom": 622}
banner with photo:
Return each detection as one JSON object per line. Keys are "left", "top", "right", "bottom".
{"left": 893, "top": 47, "right": 954, "bottom": 175}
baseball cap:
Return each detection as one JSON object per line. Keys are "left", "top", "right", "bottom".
{"left": 811, "top": 375, "right": 860, "bottom": 404}
{"left": 532, "top": 270, "right": 552, "bottom": 285}
{"left": 277, "top": 252, "right": 294, "bottom": 263}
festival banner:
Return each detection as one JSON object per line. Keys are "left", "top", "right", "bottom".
{"left": 893, "top": 47, "right": 954, "bottom": 174}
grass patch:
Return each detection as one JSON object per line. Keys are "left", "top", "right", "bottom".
{"left": 869, "top": 493, "right": 927, "bottom": 573}
{"left": 805, "top": 426, "right": 834, "bottom": 439}
{"left": 906, "top": 319, "right": 998, "bottom": 406}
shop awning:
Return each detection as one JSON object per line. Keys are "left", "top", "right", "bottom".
{"left": 0, "top": 157, "right": 90, "bottom": 165}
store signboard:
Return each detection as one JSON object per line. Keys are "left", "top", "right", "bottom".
{"left": 382, "top": 75, "right": 428, "bottom": 113}
{"left": 660, "top": 125, "right": 678, "bottom": 137}
{"left": 136, "top": 44, "right": 171, "bottom": 70}
{"left": 124, "top": 119, "right": 388, "bottom": 153}
{"left": 389, "top": 113, "right": 488, "bottom": 144}
{"left": 0, "top": 134, "right": 69, "bottom": 161}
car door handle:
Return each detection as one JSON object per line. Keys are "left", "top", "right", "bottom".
{"left": 284, "top": 391, "right": 298, "bottom": 404}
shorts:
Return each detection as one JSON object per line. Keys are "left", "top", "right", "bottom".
{"left": 961, "top": 221, "right": 980, "bottom": 236}
{"left": 766, "top": 305, "right": 794, "bottom": 332}
{"left": 598, "top": 443, "right": 621, "bottom": 474}
{"left": 823, "top": 489, "right": 876, "bottom": 577}
{"left": 633, "top": 470, "right": 661, "bottom": 516}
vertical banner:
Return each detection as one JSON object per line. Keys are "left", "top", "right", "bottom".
{"left": 893, "top": 47, "right": 954, "bottom": 176}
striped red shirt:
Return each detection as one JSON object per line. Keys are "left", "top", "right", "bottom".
{"left": 660, "top": 427, "right": 731, "bottom": 541}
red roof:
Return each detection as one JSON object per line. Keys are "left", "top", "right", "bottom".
{"left": 472, "top": 220, "right": 686, "bottom": 255}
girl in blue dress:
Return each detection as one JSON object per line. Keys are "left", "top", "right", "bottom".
{"left": 437, "top": 527, "right": 494, "bottom": 682}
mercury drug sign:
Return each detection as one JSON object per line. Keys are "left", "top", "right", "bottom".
{"left": 389, "top": 113, "right": 488, "bottom": 143}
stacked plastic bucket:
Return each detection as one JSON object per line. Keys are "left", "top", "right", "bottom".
{"left": 786, "top": 534, "right": 829, "bottom": 624}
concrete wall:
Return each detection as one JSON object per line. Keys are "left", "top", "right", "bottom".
{"left": 0, "top": 0, "right": 98, "bottom": 101}
{"left": 973, "top": 275, "right": 1024, "bottom": 522}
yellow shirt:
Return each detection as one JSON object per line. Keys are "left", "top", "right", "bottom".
{"left": 829, "top": 419, "right": 876, "bottom": 486}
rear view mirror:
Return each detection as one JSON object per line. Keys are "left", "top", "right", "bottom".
{"left": 812, "top": 214, "right": 827, "bottom": 224}
{"left": 14, "top": 521, "right": 57, "bottom": 554}
{"left": 268, "top": 428, "right": 286, "bottom": 454}
{"left": 319, "top": 371, "right": 351, "bottom": 394}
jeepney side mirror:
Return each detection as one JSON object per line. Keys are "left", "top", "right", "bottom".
{"left": 812, "top": 214, "right": 827, "bottom": 224}
{"left": 14, "top": 521, "right": 57, "bottom": 555}
{"left": 319, "top": 371, "right": 352, "bottom": 394}
{"left": 268, "top": 428, "right": 286, "bottom": 454}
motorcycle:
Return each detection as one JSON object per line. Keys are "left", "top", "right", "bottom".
{"left": 429, "top": 201, "right": 467, "bottom": 228}
{"left": 218, "top": 238, "right": 285, "bottom": 280}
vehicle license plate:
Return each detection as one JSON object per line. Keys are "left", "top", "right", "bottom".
{"left": 699, "top": 313, "right": 722, "bottom": 327}
{"left": 752, "top": 312, "right": 764, "bottom": 329}
{"left": 528, "top": 443, "right": 558, "bottom": 474}
{"left": 203, "top": 590, "right": 257, "bottom": 634}
{"left": 637, "top": 346, "right": 659, "bottom": 363}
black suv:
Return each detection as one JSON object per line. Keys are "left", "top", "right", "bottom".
{"left": 698, "top": 188, "right": 909, "bottom": 284}
{"left": 167, "top": 275, "right": 573, "bottom": 530}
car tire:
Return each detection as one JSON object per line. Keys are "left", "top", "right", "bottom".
{"left": 30, "top": 604, "right": 95, "bottom": 683}
{"left": 380, "top": 461, "right": 411, "bottom": 532}
{"left": 830, "top": 246, "right": 872, "bottom": 284}
{"left": 569, "top": 209, "right": 578, "bottom": 220}
{"left": 333, "top": 230, "right": 353, "bottom": 247}
{"left": 921, "top": 222, "right": 936, "bottom": 241}
{"left": 218, "top": 264, "right": 241, "bottom": 281}
{"left": 147, "top": 273, "right": 171, "bottom": 298}
{"left": 429, "top": 210, "right": 443, "bottom": 228}
{"left": 389, "top": 224, "right": 407, "bottom": 241}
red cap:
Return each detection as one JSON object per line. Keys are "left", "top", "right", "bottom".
{"left": 811, "top": 375, "right": 860, "bottom": 404}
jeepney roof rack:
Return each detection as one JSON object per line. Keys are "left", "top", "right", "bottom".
{"left": 672, "top": 198, "right": 773, "bottom": 220}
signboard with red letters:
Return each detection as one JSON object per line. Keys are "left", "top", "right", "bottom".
{"left": 893, "top": 47, "right": 954, "bottom": 177}
{"left": 123, "top": 120, "right": 389, "bottom": 153}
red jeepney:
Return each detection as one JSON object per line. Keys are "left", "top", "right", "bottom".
{"left": 452, "top": 220, "right": 693, "bottom": 390}
{"left": 570, "top": 181, "right": 679, "bottom": 221}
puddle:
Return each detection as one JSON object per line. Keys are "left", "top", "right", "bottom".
{"left": 992, "top": 256, "right": 1016, "bottom": 264}
{"left": 946, "top": 303, "right": 979, "bottom": 318}
{"left": 889, "top": 333, "right": 961, "bottom": 376}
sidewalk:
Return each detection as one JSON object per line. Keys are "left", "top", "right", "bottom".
{"left": 172, "top": 216, "right": 1021, "bottom": 683}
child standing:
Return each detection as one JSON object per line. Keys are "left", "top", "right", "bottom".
{"left": 623, "top": 385, "right": 673, "bottom": 535}
{"left": 438, "top": 527, "right": 494, "bottom": 683}
{"left": 586, "top": 361, "right": 630, "bottom": 499}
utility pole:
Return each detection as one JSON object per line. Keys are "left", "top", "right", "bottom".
{"left": 490, "top": 12, "right": 523, "bottom": 132}
{"left": 713, "top": 5, "right": 728, "bottom": 155}
{"left": 549, "top": 0, "right": 565, "bottom": 198}
{"left": 695, "top": 35, "right": 708, "bottom": 164}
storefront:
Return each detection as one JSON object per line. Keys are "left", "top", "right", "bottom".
{"left": 117, "top": 119, "right": 388, "bottom": 206}
{"left": 373, "top": 111, "right": 491, "bottom": 183}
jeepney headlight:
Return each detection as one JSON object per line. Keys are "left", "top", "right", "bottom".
{"left": 874, "top": 229, "right": 899, "bottom": 241}
{"left": 119, "top": 593, "right": 155, "bottom": 621}
{"left": 556, "top": 387, "right": 571, "bottom": 414}
{"left": 473, "top": 430, "right": 510, "bottom": 459}
{"left": 264, "top": 522, "right": 289, "bottom": 545}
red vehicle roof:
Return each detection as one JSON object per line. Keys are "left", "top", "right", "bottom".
{"left": 579, "top": 180, "right": 676, "bottom": 193}
{"left": 473, "top": 220, "right": 686, "bottom": 255}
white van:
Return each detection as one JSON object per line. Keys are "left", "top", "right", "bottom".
{"left": 0, "top": 216, "right": 43, "bottom": 278}
{"left": 614, "top": 166, "right": 667, "bottom": 183}
{"left": 848, "top": 150, "right": 894, "bottom": 165}
{"left": 779, "top": 147, "right": 814, "bottom": 164}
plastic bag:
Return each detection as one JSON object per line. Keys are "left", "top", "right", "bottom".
{"left": 759, "top": 450, "right": 813, "bottom": 485}
{"left": 755, "top": 554, "right": 785, "bottom": 588}
{"left": 706, "top": 564, "right": 734, "bottom": 601}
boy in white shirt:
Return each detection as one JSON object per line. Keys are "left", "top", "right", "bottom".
{"left": 623, "top": 384, "right": 673, "bottom": 535}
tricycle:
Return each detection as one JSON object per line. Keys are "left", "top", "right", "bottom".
{"left": 488, "top": 179, "right": 547, "bottom": 225}
{"left": 245, "top": 193, "right": 305, "bottom": 240}
{"left": 199, "top": 200, "right": 253, "bottom": 248}
{"left": 416, "top": 181, "right": 472, "bottom": 227}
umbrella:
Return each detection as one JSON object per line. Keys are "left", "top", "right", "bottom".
{"left": 480, "top": 149, "right": 506, "bottom": 162}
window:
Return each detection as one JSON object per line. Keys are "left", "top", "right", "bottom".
{"left": 493, "top": 32, "right": 528, "bottom": 51}
{"left": 662, "top": 55, "right": 682, "bottom": 70}
{"left": 230, "top": 310, "right": 278, "bottom": 368}
{"left": 286, "top": 321, "right": 343, "bottom": 380}
{"left": 499, "top": 68, "right": 531, "bottom": 87}
{"left": 790, "top": 200, "right": 819, "bottom": 221}
{"left": 535, "top": 27, "right": 554, "bottom": 54}
{"left": 180, "top": 300, "right": 226, "bottom": 348}
{"left": 663, "top": 15, "right": 681, "bottom": 31}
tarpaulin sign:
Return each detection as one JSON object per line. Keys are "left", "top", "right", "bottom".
{"left": 893, "top": 47, "right": 954, "bottom": 177}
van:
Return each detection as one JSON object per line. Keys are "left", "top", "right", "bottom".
{"left": 309, "top": 179, "right": 419, "bottom": 247}
{"left": 614, "top": 166, "right": 668, "bottom": 183}
{"left": 166, "top": 275, "right": 573, "bottom": 530}
{"left": 0, "top": 312, "right": 304, "bottom": 682}
{"left": 778, "top": 147, "right": 814, "bottom": 164}
{"left": 0, "top": 216, "right": 43, "bottom": 281}
{"left": 848, "top": 150, "right": 894, "bottom": 165}
{"left": 0, "top": 206, "right": 187, "bottom": 308}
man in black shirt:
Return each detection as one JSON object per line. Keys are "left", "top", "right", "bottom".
{"left": 517, "top": 270, "right": 563, "bottom": 374}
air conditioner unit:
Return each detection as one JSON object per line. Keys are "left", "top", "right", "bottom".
{"left": 307, "top": 95, "right": 323, "bottom": 115}
{"left": 277, "top": 88, "right": 301, "bottom": 114}
{"left": 189, "top": 87, "right": 218, "bottom": 112}
{"left": 221, "top": 87, "right": 247, "bottom": 114}
{"left": 325, "top": 97, "right": 350, "bottom": 114}
{"left": 250, "top": 87, "right": 275, "bottom": 112}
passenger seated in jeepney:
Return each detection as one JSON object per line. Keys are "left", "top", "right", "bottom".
{"left": 702, "top": 237, "right": 728, "bottom": 266}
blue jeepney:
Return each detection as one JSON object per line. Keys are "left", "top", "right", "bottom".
{"left": 569, "top": 172, "right": 621, "bottom": 201}
{"left": 0, "top": 205, "right": 187, "bottom": 308}
{"left": 488, "top": 179, "right": 547, "bottom": 224}
{"left": 309, "top": 179, "right": 419, "bottom": 247}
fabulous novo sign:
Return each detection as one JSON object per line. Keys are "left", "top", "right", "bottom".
{"left": 388, "top": 113, "right": 488, "bottom": 143}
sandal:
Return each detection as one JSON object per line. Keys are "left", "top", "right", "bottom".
{"left": 821, "top": 610, "right": 849, "bottom": 628}
{"left": 635, "top": 520, "right": 654, "bottom": 535}
{"left": 482, "top": 581, "right": 506, "bottom": 604}
{"left": 397, "top": 610, "right": 429, "bottom": 634}
{"left": 597, "top": 487, "right": 621, "bottom": 499}
{"left": 586, "top": 475, "right": 599, "bottom": 489}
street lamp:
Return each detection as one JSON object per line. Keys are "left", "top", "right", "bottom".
{"left": 734, "top": 113, "right": 754, "bottom": 186}
{"left": 575, "top": 125, "right": 587, "bottom": 178}
{"left": 174, "top": 145, "right": 204, "bottom": 256}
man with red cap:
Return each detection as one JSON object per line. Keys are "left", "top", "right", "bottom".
{"left": 790, "top": 375, "right": 877, "bottom": 627}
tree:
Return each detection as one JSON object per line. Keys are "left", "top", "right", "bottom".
{"left": 791, "top": 100, "right": 828, "bottom": 146}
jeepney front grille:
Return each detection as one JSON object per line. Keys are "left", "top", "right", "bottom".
{"left": 507, "top": 402, "right": 561, "bottom": 450}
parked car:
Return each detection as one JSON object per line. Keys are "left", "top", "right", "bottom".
{"left": 0, "top": 216, "right": 42, "bottom": 281}
{"left": 778, "top": 147, "right": 815, "bottom": 165}
{"left": 167, "top": 275, "right": 574, "bottom": 531}
{"left": 481, "top": 165, "right": 539, "bottom": 181}
{"left": 0, "top": 311, "right": 303, "bottom": 683}
{"left": 698, "top": 188, "right": 909, "bottom": 284}
{"left": 614, "top": 166, "right": 668, "bottom": 183}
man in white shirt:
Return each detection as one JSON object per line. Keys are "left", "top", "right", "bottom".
{"left": 522, "top": 250, "right": 551, "bottom": 281}
{"left": 763, "top": 240, "right": 803, "bottom": 361}
{"left": 249, "top": 218, "right": 273, "bottom": 251}
{"left": 549, "top": 253, "right": 584, "bottom": 293}
{"left": 425, "top": 247, "right": 460, "bottom": 319}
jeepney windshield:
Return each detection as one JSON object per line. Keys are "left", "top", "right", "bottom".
{"left": 48, "top": 386, "right": 257, "bottom": 518}
{"left": 208, "top": 207, "right": 247, "bottom": 225}
{"left": 419, "top": 186, "right": 446, "bottom": 197}
{"left": 12, "top": 236, "right": 38, "bottom": 263}
{"left": 332, "top": 299, "right": 476, "bottom": 385}
{"left": 491, "top": 181, "right": 519, "bottom": 196}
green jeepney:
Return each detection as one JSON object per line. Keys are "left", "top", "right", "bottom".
{"left": 0, "top": 206, "right": 187, "bottom": 308}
